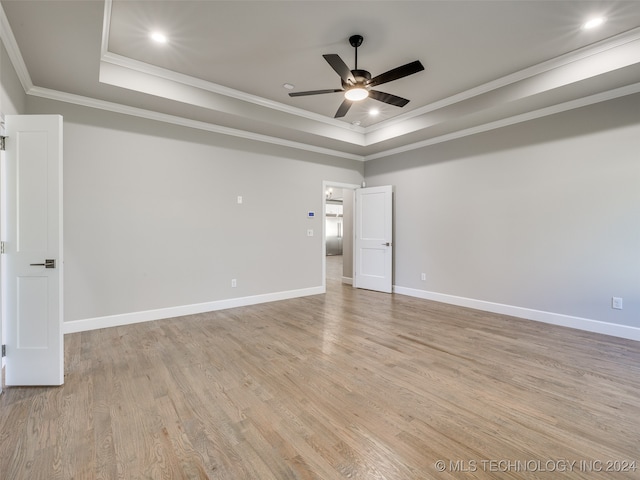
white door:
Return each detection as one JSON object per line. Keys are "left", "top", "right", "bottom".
{"left": 4, "top": 115, "right": 63, "bottom": 386}
{"left": 354, "top": 185, "right": 393, "bottom": 293}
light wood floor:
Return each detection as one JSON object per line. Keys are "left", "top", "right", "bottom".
{"left": 2, "top": 256, "right": 640, "bottom": 479}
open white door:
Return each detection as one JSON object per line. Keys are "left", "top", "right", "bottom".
{"left": 4, "top": 115, "right": 63, "bottom": 386}
{"left": 354, "top": 185, "right": 393, "bottom": 293}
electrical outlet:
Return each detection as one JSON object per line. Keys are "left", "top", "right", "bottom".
{"left": 612, "top": 297, "right": 623, "bottom": 310}
{"left": 421, "top": 273, "right": 426, "bottom": 281}
{"left": 237, "top": 196, "right": 243, "bottom": 204}
{"left": 231, "top": 279, "right": 237, "bottom": 288}
{"left": 307, "top": 229, "right": 314, "bottom": 237}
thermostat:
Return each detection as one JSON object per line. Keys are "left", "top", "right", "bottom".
{"left": 308, "top": 211, "right": 315, "bottom": 218}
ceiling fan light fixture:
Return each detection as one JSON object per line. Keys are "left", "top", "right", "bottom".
{"left": 344, "top": 87, "right": 369, "bottom": 101}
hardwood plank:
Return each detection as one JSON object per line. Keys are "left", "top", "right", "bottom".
{"left": 2, "top": 257, "right": 640, "bottom": 479}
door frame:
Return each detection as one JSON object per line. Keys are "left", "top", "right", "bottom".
{"left": 0, "top": 145, "right": 4, "bottom": 395}
{"left": 321, "top": 181, "right": 360, "bottom": 290}
{"left": 0, "top": 115, "right": 5, "bottom": 394}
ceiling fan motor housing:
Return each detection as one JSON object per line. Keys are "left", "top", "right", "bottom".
{"left": 343, "top": 69, "right": 371, "bottom": 89}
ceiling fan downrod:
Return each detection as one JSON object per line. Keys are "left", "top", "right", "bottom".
{"left": 349, "top": 34, "right": 364, "bottom": 72}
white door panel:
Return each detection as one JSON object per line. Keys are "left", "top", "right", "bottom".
{"left": 355, "top": 186, "right": 393, "bottom": 293}
{"left": 4, "top": 115, "right": 63, "bottom": 386}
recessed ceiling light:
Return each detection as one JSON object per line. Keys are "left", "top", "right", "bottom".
{"left": 150, "top": 31, "right": 168, "bottom": 44}
{"left": 582, "top": 17, "right": 605, "bottom": 30}
{"left": 369, "top": 108, "right": 380, "bottom": 116}
{"left": 283, "top": 83, "right": 295, "bottom": 90}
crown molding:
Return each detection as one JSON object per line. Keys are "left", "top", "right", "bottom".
{"left": 100, "top": 51, "right": 367, "bottom": 136}
{"left": 0, "top": 1, "right": 33, "bottom": 92}
{"left": 100, "top": 0, "right": 111, "bottom": 58}
{"left": 364, "top": 81, "right": 640, "bottom": 161}
{"left": 99, "top": 0, "right": 640, "bottom": 158}
{"left": 4, "top": 0, "right": 640, "bottom": 163}
{"left": 27, "top": 86, "right": 365, "bottom": 162}
{"left": 100, "top": 0, "right": 365, "bottom": 135}
{"left": 368, "top": 26, "right": 640, "bottom": 134}
{"left": 102, "top": 0, "right": 640, "bottom": 141}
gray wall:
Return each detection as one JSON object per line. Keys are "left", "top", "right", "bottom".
{"left": 0, "top": 41, "right": 26, "bottom": 115}
{"left": 27, "top": 97, "right": 363, "bottom": 323}
{"left": 365, "top": 93, "right": 640, "bottom": 329}
{"left": 3, "top": 29, "right": 639, "bottom": 334}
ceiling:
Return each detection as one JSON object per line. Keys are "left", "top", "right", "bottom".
{"left": 2, "top": 0, "right": 640, "bottom": 161}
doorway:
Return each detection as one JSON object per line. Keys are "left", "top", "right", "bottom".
{"left": 322, "top": 181, "right": 359, "bottom": 290}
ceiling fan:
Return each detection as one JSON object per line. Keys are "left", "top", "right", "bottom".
{"left": 289, "top": 34, "right": 425, "bottom": 118}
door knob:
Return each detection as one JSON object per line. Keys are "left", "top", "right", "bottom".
{"left": 381, "top": 242, "right": 391, "bottom": 246}
{"left": 30, "top": 259, "right": 56, "bottom": 268}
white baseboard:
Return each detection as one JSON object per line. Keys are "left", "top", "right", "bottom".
{"left": 64, "top": 284, "right": 639, "bottom": 342}
{"left": 393, "top": 286, "right": 640, "bottom": 342}
{"left": 63, "top": 286, "right": 325, "bottom": 334}
{"left": 342, "top": 276, "right": 353, "bottom": 285}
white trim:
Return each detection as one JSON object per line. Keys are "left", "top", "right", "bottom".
{"left": 364, "top": 81, "right": 640, "bottom": 161}
{"left": 27, "top": 86, "right": 365, "bottom": 162}
{"left": 101, "top": 52, "right": 366, "bottom": 134}
{"left": 0, "top": 2, "right": 33, "bottom": 92}
{"left": 5, "top": 0, "right": 639, "bottom": 163}
{"left": 101, "top": 0, "right": 640, "bottom": 140}
{"left": 100, "top": 0, "right": 365, "bottom": 135}
{"left": 100, "top": 0, "right": 111, "bottom": 58}
{"left": 394, "top": 286, "right": 640, "bottom": 342}
{"left": 63, "top": 286, "right": 325, "bottom": 334}
{"left": 367, "top": 26, "right": 640, "bottom": 134}
{"left": 96, "top": 0, "right": 640, "bottom": 158}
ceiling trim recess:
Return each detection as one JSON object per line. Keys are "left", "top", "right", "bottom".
{"left": 365, "top": 31, "right": 640, "bottom": 147}
{"left": 101, "top": 0, "right": 640, "bottom": 143}
{"left": 101, "top": 51, "right": 367, "bottom": 134}
{"left": 3, "top": 1, "right": 640, "bottom": 162}
{"left": 0, "top": 0, "right": 364, "bottom": 161}
{"left": 98, "top": 0, "right": 640, "bottom": 159}
{"left": 366, "top": 26, "right": 640, "bottom": 135}
{"left": 364, "top": 81, "right": 640, "bottom": 161}
{"left": 27, "top": 85, "right": 366, "bottom": 162}
{"left": 99, "top": 1, "right": 365, "bottom": 136}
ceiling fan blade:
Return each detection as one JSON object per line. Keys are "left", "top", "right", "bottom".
{"left": 368, "top": 60, "right": 424, "bottom": 87}
{"left": 334, "top": 99, "right": 353, "bottom": 118}
{"left": 289, "top": 89, "right": 344, "bottom": 97}
{"left": 369, "top": 90, "right": 410, "bottom": 107}
{"left": 323, "top": 54, "right": 356, "bottom": 84}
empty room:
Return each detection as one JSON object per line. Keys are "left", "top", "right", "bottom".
{"left": 1, "top": 1, "right": 639, "bottom": 479}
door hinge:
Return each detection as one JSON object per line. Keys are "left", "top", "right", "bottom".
{"left": 0, "top": 135, "right": 6, "bottom": 151}
{"left": 1, "top": 345, "right": 5, "bottom": 357}
{"left": 0, "top": 241, "right": 5, "bottom": 254}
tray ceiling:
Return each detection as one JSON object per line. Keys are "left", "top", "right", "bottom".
{"left": 2, "top": 0, "right": 640, "bottom": 160}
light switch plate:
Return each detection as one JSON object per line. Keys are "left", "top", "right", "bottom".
{"left": 612, "top": 297, "right": 623, "bottom": 310}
